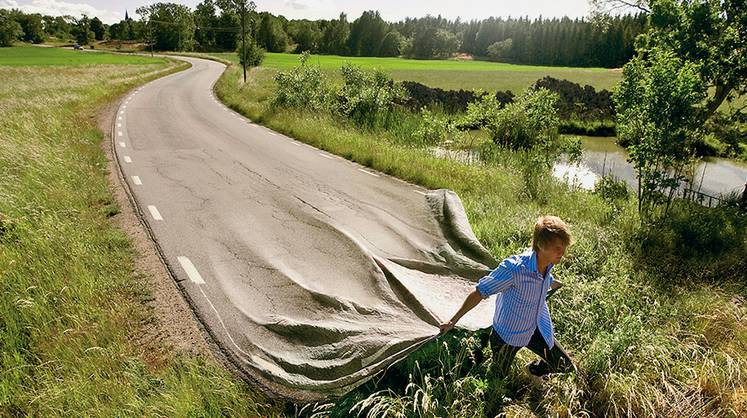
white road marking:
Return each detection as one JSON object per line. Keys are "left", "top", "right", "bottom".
{"left": 118, "top": 131, "right": 123, "bottom": 136}
{"left": 319, "top": 153, "right": 333, "bottom": 160}
{"left": 132, "top": 176, "right": 142, "bottom": 185}
{"left": 414, "top": 190, "right": 427, "bottom": 196}
{"left": 267, "top": 131, "right": 277, "bottom": 136}
{"left": 291, "top": 142, "right": 301, "bottom": 147}
{"left": 119, "top": 111, "right": 124, "bottom": 115}
{"left": 117, "top": 123, "right": 122, "bottom": 128}
{"left": 177, "top": 256, "right": 206, "bottom": 284}
{"left": 117, "top": 116, "right": 122, "bottom": 121}
{"left": 123, "top": 156, "right": 132, "bottom": 163}
{"left": 119, "top": 142, "right": 126, "bottom": 148}
{"left": 147, "top": 205, "right": 163, "bottom": 221}
{"left": 359, "top": 169, "right": 380, "bottom": 177}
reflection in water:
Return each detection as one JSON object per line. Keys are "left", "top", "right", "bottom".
{"left": 570, "top": 136, "right": 747, "bottom": 196}
{"left": 431, "top": 137, "right": 747, "bottom": 197}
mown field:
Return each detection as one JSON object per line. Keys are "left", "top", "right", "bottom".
{"left": 212, "top": 61, "right": 747, "bottom": 416}
{"left": 0, "top": 45, "right": 168, "bottom": 66}
{"left": 0, "top": 47, "right": 277, "bottom": 416}
{"left": 205, "top": 51, "right": 622, "bottom": 92}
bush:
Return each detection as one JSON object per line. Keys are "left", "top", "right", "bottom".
{"left": 399, "top": 81, "right": 513, "bottom": 114}
{"left": 559, "top": 119, "right": 617, "bottom": 136}
{"left": 487, "top": 87, "right": 560, "bottom": 151}
{"left": 237, "top": 39, "right": 265, "bottom": 67}
{"left": 336, "top": 63, "right": 405, "bottom": 129}
{"left": 0, "top": 11, "right": 23, "bottom": 47}
{"left": 413, "top": 108, "right": 456, "bottom": 147}
{"left": 594, "top": 175, "right": 630, "bottom": 201}
{"left": 272, "top": 51, "right": 332, "bottom": 111}
{"left": 533, "top": 76, "right": 614, "bottom": 121}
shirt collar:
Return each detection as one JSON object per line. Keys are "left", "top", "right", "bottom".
{"left": 529, "top": 249, "right": 554, "bottom": 277}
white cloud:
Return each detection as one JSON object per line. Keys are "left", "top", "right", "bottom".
{"left": 0, "top": 0, "right": 122, "bottom": 24}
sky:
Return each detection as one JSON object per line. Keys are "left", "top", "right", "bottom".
{"left": 0, "top": 0, "right": 594, "bottom": 24}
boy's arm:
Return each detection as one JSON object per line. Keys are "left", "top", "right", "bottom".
{"left": 439, "top": 289, "right": 482, "bottom": 334}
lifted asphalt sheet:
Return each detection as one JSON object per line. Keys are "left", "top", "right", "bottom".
{"left": 215, "top": 189, "right": 498, "bottom": 399}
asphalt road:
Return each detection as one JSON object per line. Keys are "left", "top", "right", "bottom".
{"left": 114, "top": 56, "right": 497, "bottom": 400}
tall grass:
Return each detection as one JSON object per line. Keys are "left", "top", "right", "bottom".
{"left": 216, "top": 63, "right": 747, "bottom": 416}
{"left": 0, "top": 59, "right": 279, "bottom": 415}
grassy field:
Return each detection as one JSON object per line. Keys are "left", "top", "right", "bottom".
{"left": 213, "top": 63, "right": 747, "bottom": 416}
{"left": 205, "top": 52, "right": 622, "bottom": 92}
{"left": 0, "top": 45, "right": 169, "bottom": 66}
{"left": 0, "top": 47, "right": 277, "bottom": 416}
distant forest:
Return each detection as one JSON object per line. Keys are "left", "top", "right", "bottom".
{"left": 1, "top": 2, "right": 647, "bottom": 68}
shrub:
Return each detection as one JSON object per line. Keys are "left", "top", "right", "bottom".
{"left": 336, "top": 63, "right": 405, "bottom": 129}
{"left": 487, "top": 87, "right": 560, "bottom": 151}
{"left": 533, "top": 76, "right": 615, "bottom": 121}
{"left": 594, "top": 175, "right": 630, "bottom": 201}
{"left": 413, "top": 108, "right": 456, "bottom": 147}
{"left": 272, "top": 51, "right": 332, "bottom": 111}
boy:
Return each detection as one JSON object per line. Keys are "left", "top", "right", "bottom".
{"left": 439, "top": 215, "right": 575, "bottom": 377}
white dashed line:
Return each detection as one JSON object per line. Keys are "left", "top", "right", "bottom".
{"left": 358, "top": 169, "right": 380, "bottom": 177}
{"left": 319, "top": 153, "right": 333, "bottom": 160}
{"left": 177, "top": 256, "right": 206, "bottom": 284}
{"left": 123, "top": 156, "right": 132, "bottom": 163}
{"left": 291, "top": 142, "right": 301, "bottom": 147}
{"left": 117, "top": 123, "right": 122, "bottom": 128}
{"left": 118, "top": 131, "right": 123, "bottom": 136}
{"left": 119, "top": 142, "right": 126, "bottom": 148}
{"left": 117, "top": 116, "right": 122, "bottom": 121}
{"left": 267, "top": 131, "right": 277, "bottom": 136}
{"left": 132, "top": 176, "right": 142, "bottom": 185}
{"left": 147, "top": 205, "right": 163, "bottom": 221}
{"left": 414, "top": 190, "right": 427, "bottom": 196}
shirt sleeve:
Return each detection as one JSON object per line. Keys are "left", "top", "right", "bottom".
{"left": 475, "top": 258, "right": 515, "bottom": 298}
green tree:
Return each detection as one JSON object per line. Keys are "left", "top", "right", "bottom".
{"left": 347, "top": 10, "right": 388, "bottom": 56}
{"left": 219, "top": 0, "right": 258, "bottom": 82}
{"left": 89, "top": 16, "right": 105, "bottom": 41}
{"left": 320, "top": 13, "right": 349, "bottom": 55}
{"left": 289, "top": 20, "right": 320, "bottom": 53}
{"left": 0, "top": 11, "right": 23, "bottom": 47}
{"left": 194, "top": 0, "right": 219, "bottom": 51}
{"left": 257, "top": 13, "right": 288, "bottom": 52}
{"left": 71, "top": 15, "right": 93, "bottom": 45}
{"left": 379, "top": 30, "right": 403, "bottom": 57}
{"left": 613, "top": 48, "right": 706, "bottom": 218}
{"left": 15, "top": 12, "right": 45, "bottom": 43}
{"left": 487, "top": 38, "right": 512, "bottom": 61}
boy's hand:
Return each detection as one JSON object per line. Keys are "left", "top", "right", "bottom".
{"left": 439, "top": 320, "right": 455, "bottom": 335}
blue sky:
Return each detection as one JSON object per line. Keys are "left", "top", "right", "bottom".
{"left": 1, "top": 0, "right": 593, "bottom": 24}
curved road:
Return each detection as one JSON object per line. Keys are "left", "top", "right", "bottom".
{"left": 114, "top": 56, "right": 498, "bottom": 400}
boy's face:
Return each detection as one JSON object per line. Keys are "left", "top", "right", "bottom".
{"left": 539, "top": 239, "right": 567, "bottom": 264}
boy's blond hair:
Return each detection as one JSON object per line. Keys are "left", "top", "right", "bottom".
{"left": 532, "top": 215, "right": 572, "bottom": 251}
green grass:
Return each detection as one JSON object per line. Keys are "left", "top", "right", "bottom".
{"left": 202, "top": 52, "right": 623, "bottom": 92}
{"left": 0, "top": 47, "right": 278, "bottom": 416}
{"left": 215, "top": 63, "right": 747, "bottom": 416}
{"left": 0, "top": 45, "right": 168, "bottom": 66}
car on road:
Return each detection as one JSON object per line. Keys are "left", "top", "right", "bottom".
{"left": 73, "top": 43, "right": 83, "bottom": 50}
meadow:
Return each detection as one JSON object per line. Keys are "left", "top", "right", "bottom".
{"left": 206, "top": 51, "right": 622, "bottom": 92}
{"left": 0, "top": 47, "right": 277, "bottom": 416}
{"left": 0, "top": 45, "right": 169, "bottom": 66}
{"left": 213, "top": 61, "right": 747, "bottom": 416}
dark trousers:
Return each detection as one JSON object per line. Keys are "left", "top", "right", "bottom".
{"left": 489, "top": 327, "right": 574, "bottom": 377}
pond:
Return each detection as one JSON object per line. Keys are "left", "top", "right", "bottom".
{"left": 432, "top": 137, "right": 747, "bottom": 198}
{"left": 557, "top": 136, "right": 747, "bottom": 197}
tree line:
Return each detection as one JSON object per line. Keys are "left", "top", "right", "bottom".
{"left": 1, "top": 2, "right": 646, "bottom": 68}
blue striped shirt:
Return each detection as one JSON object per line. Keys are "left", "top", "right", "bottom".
{"left": 476, "top": 249, "right": 555, "bottom": 348}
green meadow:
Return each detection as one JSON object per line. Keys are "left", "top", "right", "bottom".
{"left": 0, "top": 45, "right": 168, "bottom": 66}
{"left": 205, "top": 51, "right": 622, "bottom": 92}
{"left": 0, "top": 47, "right": 276, "bottom": 416}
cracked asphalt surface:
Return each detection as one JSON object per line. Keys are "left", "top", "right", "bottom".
{"left": 115, "top": 56, "right": 499, "bottom": 400}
